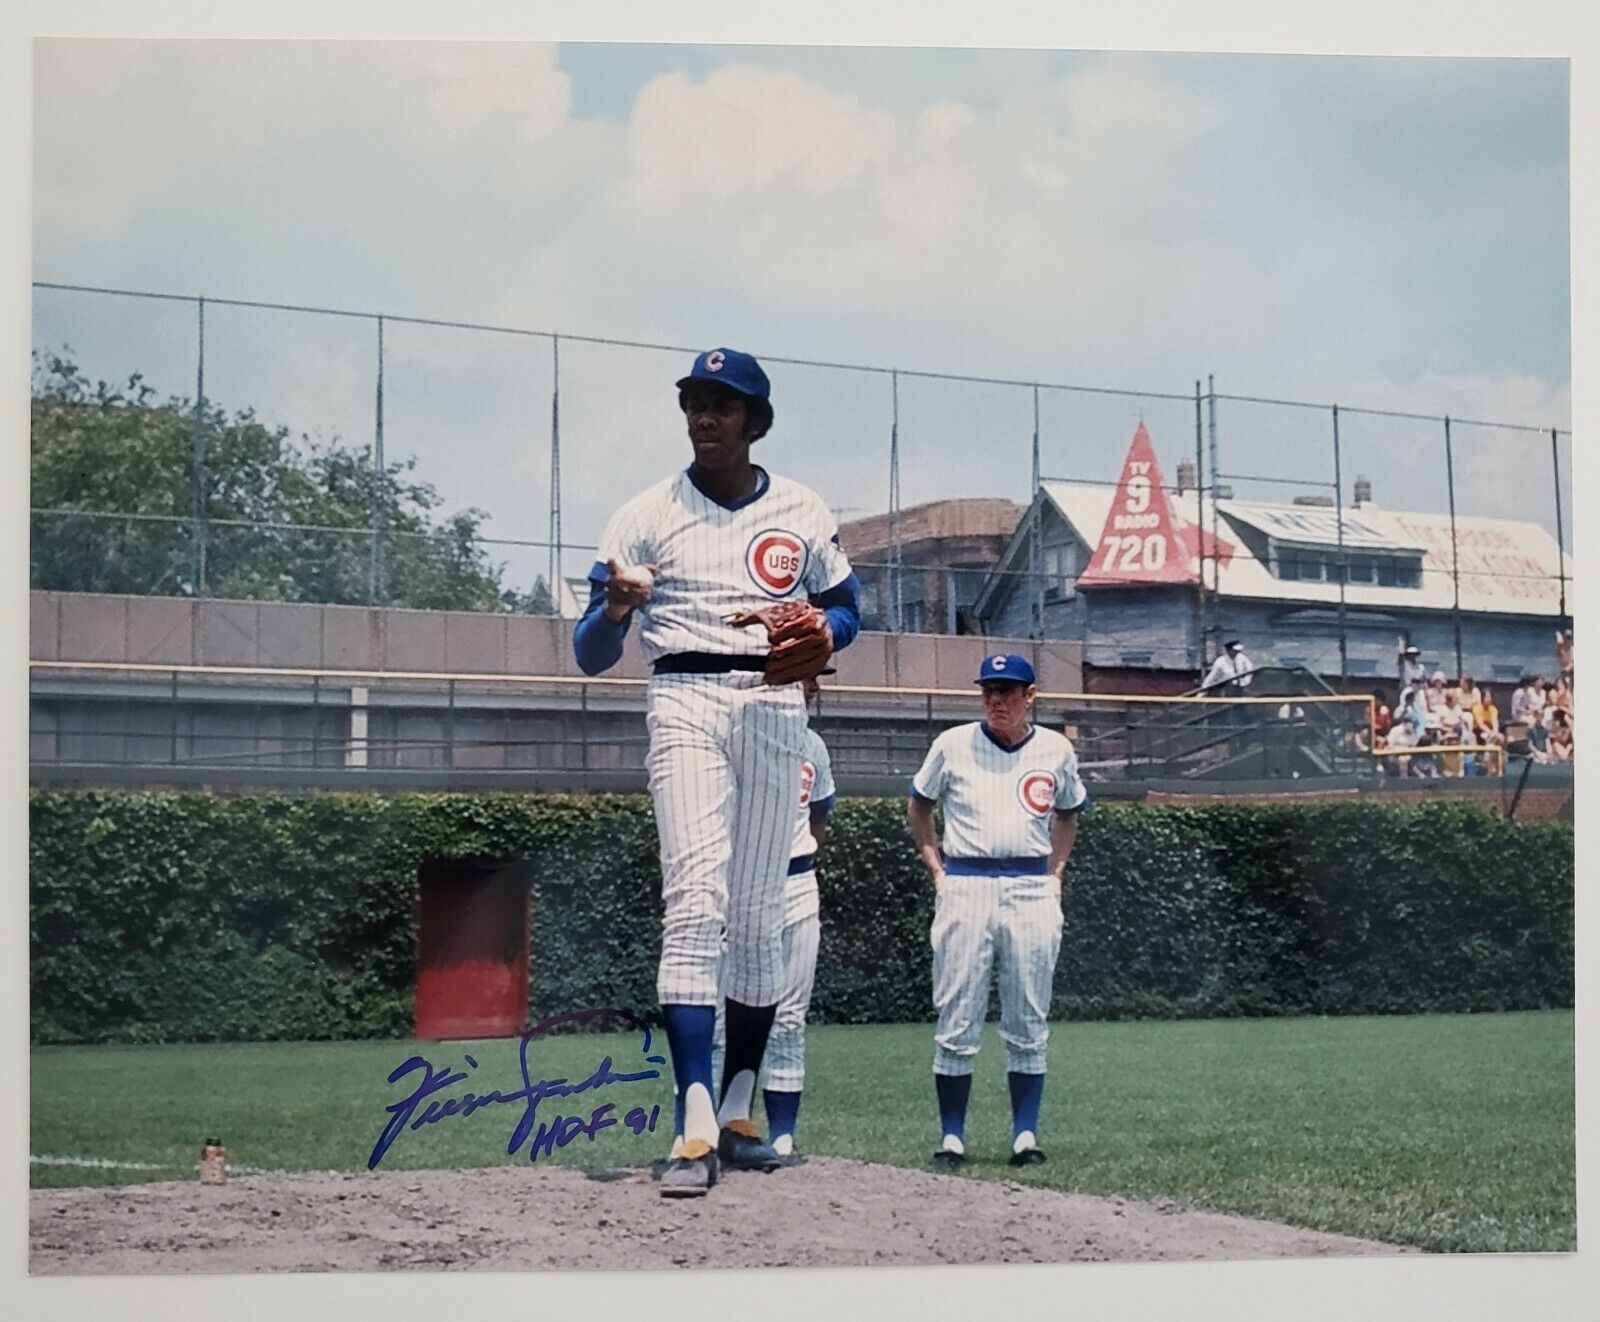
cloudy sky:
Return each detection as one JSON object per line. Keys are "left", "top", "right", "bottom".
{"left": 31, "top": 38, "right": 1572, "bottom": 589}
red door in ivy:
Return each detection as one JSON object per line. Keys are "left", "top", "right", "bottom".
{"left": 414, "top": 858, "right": 531, "bottom": 1039}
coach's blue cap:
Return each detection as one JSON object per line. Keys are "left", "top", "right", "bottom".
{"left": 676, "top": 347, "right": 771, "bottom": 401}
{"left": 976, "top": 653, "right": 1035, "bottom": 685}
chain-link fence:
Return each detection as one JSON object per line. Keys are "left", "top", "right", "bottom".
{"left": 32, "top": 282, "right": 1573, "bottom": 684}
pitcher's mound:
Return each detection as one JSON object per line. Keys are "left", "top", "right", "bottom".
{"left": 30, "top": 1157, "right": 1414, "bottom": 1273}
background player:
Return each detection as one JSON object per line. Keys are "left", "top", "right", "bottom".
{"left": 573, "top": 348, "right": 859, "bottom": 1198}
{"left": 705, "top": 683, "right": 836, "bottom": 1162}
{"left": 906, "top": 653, "right": 1088, "bottom": 1170}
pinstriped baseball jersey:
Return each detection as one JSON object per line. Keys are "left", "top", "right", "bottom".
{"left": 787, "top": 727, "right": 835, "bottom": 915}
{"left": 595, "top": 467, "right": 852, "bottom": 663}
{"left": 911, "top": 723, "right": 1087, "bottom": 859}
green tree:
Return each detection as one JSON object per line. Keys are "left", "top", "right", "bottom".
{"left": 30, "top": 351, "right": 543, "bottom": 612}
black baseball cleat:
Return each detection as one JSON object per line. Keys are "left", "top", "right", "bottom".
{"left": 930, "top": 1149, "right": 967, "bottom": 1172}
{"left": 717, "top": 1120, "right": 782, "bottom": 1172}
{"left": 659, "top": 1148, "right": 720, "bottom": 1198}
{"left": 1008, "top": 1147, "right": 1048, "bottom": 1168}
{"left": 772, "top": 1150, "right": 806, "bottom": 1168}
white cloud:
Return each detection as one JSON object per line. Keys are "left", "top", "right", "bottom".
{"left": 611, "top": 56, "right": 1228, "bottom": 315}
{"left": 34, "top": 40, "right": 573, "bottom": 243}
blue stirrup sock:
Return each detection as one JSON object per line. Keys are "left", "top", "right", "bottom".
{"left": 662, "top": 1004, "right": 717, "bottom": 1151}
{"left": 763, "top": 1087, "right": 802, "bottom": 1143}
{"left": 934, "top": 1071, "right": 972, "bottom": 1144}
{"left": 1008, "top": 1070, "right": 1044, "bottom": 1144}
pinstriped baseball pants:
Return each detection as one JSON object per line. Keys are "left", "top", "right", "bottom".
{"left": 711, "top": 889, "right": 822, "bottom": 1090}
{"left": 647, "top": 672, "right": 808, "bottom": 1007}
{"left": 931, "top": 874, "right": 1064, "bottom": 1076}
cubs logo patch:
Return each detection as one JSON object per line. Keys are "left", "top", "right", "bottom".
{"left": 1018, "top": 769, "right": 1055, "bottom": 817}
{"left": 798, "top": 760, "right": 817, "bottom": 807}
{"left": 746, "top": 528, "right": 809, "bottom": 597}
{"left": 706, "top": 349, "right": 726, "bottom": 373}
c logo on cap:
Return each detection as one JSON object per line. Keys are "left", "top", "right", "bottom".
{"left": 705, "top": 350, "right": 726, "bottom": 373}
{"left": 1018, "top": 770, "right": 1055, "bottom": 817}
{"left": 746, "top": 529, "right": 809, "bottom": 598}
{"left": 991, "top": 657, "right": 1006, "bottom": 671}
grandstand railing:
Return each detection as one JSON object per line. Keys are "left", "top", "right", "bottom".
{"left": 29, "top": 659, "right": 1373, "bottom": 786}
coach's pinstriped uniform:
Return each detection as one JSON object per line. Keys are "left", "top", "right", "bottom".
{"left": 912, "top": 722, "right": 1088, "bottom": 1077}
{"left": 596, "top": 470, "right": 851, "bottom": 1008}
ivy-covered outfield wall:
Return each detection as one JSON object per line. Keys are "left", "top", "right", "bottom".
{"left": 28, "top": 792, "right": 1573, "bottom": 1045}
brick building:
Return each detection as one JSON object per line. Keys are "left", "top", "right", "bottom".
{"left": 840, "top": 498, "right": 1022, "bottom": 635}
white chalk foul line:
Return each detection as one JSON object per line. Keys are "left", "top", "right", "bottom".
{"left": 32, "top": 1154, "right": 295, "bottom": 1176}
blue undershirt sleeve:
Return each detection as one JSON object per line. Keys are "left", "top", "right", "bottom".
{"left": 572, "top": 562, "right": 630, "bottom": 676}
{"left": 811, "top": 571, "right": 862, "bottom": 651}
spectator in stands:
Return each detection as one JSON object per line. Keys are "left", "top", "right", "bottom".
{"left": 1543, "top": 683, "right": 1563, "bottom": 725}
{"left": 1556, "top": 628, "right": 1573, "bottom": 683}
{"left": 1457, "top": 674, "right": 1483, "bottom": 714}
{"left": 1372, "top": 694, "right": 1393, "bottom": 749}
{"left": 1527, "top": 703, "right": 1552, "bottom": 761}
{"left": 1471, "top": 687, "right": 1503, "bottom": 772}
{"left": 1425, "top": 671, "right": 1450, "bottom": 718}
{"left": 1511, "top": 676, "right": 1543, "bottom": 726}
{"left": 1547, "top": 709, "right": 1574, "bottom": 764}
{"left": 1203, "top": 639, "right": 1254, "bottom": 693}
{"left": 1437, "top": 691, "right": 1471, "bottom": 777}
{"left": 1552, "top": 674, "right": 1574, "bottom": 716}
{"left": 1389, "top": 682, "right": 1432, "bottom": 777}
{"left": 1398, "top": 642, "right": 1426, "bottom": 689}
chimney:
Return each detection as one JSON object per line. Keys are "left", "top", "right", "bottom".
{"left": 1292, "top": 494, "right": 1335, "bottom": 507}
{"left": 1175, "top": 459, "right": 1197, "bottom": 494}
{"left": 1354, "top": 474, "right": 1373, "bottom": 506}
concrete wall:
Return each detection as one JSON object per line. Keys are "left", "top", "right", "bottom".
{"left": 30, "top": 591, "right": 1085, "bottom": 694}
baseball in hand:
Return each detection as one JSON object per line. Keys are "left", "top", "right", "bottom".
{"left": 604, "top": 558, "right": 656, "bottom": 616}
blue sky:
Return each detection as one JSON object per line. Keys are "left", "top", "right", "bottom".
{"left": 30, "top": 39, "right": 1573, "bottom": 591}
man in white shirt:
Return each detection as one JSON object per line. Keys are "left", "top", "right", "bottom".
{"left": 1202, "top": 638, "right": 1254, "bottom": 693}
{"left": 1398, "top": 643, "right": 1426, "bottom": 689}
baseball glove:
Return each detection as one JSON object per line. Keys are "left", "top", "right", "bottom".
{"left": 727, "top": 601, "right": 834, "bottom": 686}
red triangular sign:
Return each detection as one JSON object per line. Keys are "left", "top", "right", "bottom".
{"left": 1077, "top": 424, "right": 1198, "bottom": 587}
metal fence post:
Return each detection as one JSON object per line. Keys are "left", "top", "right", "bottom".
{"left": 549, "top": 335, "right": 563, "bottom": 615}
{"left": 169, "top": 669, "right": 179, "bottom": 764}
{"left": 370, "top": 315, "right": 386, "bottom": 605}
{"left": 1193, "top": 379, "right": 1206, "bottom": 674}
{"left": 1029, "top": 384, "right": 1042, "bottom": 639}
{"left": 1551, "top": 427, "right": 1568, "bottom": 623}
{"left": 191, "top": 297, "right": 207, "bottom": 596}
{"left": 1443, "top": 416, "right": 1464, "bottom": 679}
{"left": 1332, "top": 404, "right": 1348, "bottom": 683}
{"left": 1206, "top": 375, "right": 1220, "bottom": 654}
{"left": 888, "top": 370, "right": 902, "bottom": 635}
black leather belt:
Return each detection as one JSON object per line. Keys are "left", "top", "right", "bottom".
{"left": 652, "top": 652, "right": 767, "bottom": 675}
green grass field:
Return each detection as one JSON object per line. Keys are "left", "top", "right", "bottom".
{"left": 31, "top": 1011, "right": 1574, "bottom": 1254}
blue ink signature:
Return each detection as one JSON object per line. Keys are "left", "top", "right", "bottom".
{"left": 369, "top": 1008, "right": 666, "bottom": 1170}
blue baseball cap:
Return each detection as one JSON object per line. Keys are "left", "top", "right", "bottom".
{"left": 676, "top": 347, "right": 771, "bottom": 401}
{"left": 976, "top": 653, "right": 1036, "bottom": 685}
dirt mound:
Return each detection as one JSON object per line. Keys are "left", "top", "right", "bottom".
{"left": 30, "top": 1158, "right": 1413, "bottom": 1273}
